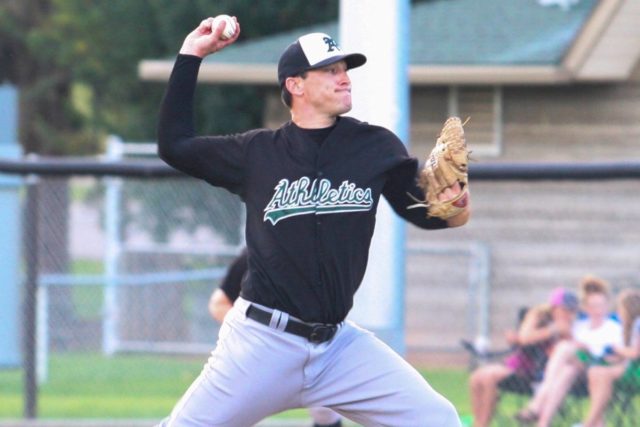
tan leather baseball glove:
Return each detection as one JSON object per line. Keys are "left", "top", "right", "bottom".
{"left": 411, "top": 117, "right": 470, "bottom": 219}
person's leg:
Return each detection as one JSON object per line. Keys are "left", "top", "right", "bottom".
{"left": 535, "top": 363, "right": 581, "bottom": 427}
{"left": 583, "top": 364, "right": 625, "bottom": 427}
{"left": 469, "top": 364, "right": 514, "bottom": 427}
{"left": 519, "top": 340, "right": 577, "bottom": 417}
{"left": 303, "top": 321, "right": 461, "bottom": 427}
{"left": 158, "top": 299, "right": 306, "bottom": 427}
{"left": 308, "top": 407, "right": 342, "bottom": 427}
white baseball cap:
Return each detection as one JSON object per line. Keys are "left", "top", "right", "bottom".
{"left": 277, "top": 33, "right": 366, "bottom": 87}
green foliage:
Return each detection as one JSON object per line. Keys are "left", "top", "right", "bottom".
{"left": 0, "top": 0, "right": 339, "bottom": 150}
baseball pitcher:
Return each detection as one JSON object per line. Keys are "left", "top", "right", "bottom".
{"left": 157, "top": 15, "right": 470, "bottom": 427}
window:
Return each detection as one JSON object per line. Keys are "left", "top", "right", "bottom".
{"left": 448, "top": 86, "right": 503, "bottom": 157}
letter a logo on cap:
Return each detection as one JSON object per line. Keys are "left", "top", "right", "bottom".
{"left": 323, "top": 36, "right": 339, "bottom": 52}
{"left": 299, "top": 33, "right": 343, "bottom": 66}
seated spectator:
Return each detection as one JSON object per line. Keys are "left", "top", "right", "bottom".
{"left": 515, "top": 275, "right": 623, "bottom": 427}
{"left": 577, "top": 288, "right": 640, "bottom": 427}
{"left": 469, "top": 287, "right": 578, "bottom": 427}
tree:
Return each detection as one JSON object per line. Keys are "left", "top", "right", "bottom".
{"left": 1, "top": 0, "right": 340, "bottom": 149}
{"left": 0, "top": 0, "right": 90, "bottom": 154}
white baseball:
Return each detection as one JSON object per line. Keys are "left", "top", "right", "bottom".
{"left": 212, "top": 15, "right": 236, "bottom": 40}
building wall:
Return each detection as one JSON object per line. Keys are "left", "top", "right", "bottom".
{"left": 501, "top": 84, "right": 640, "bottom": 161}
{"left": 409, "top": 82, "right": 640, "bottom": 162}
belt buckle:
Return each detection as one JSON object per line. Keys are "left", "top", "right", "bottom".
{"left": 309, "top": 324, "right": 337, "bottom": 344}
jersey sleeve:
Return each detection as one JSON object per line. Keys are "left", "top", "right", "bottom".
{"left": 157, "top": 54, "right": 247, "bottom": 195}
{"left": 382, "top": 158, "right": 448, "bottom": 230}
{"left": 219, "top": 249, "right": 249, "bottom": 303}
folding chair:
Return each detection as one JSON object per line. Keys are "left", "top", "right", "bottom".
{"left": 608, "top": 374, "right": 640, "bottom": 427}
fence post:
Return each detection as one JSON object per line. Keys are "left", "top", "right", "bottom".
{"left": 103, "top": 136, "right": 124, "bottom": 355}
{"left": 24, "top": 166, "right": 40, "bottom": 419}
{"left": 469, "top": 243, "right": 492, "bottom": 350}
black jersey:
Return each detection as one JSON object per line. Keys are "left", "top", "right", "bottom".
{"left": 158, "top": 54, "right": 448, "bottom": 324}
{"left": 220, "top": 249, "right": 248, "bottom": 303}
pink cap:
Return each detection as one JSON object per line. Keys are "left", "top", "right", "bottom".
{"left": 549, "top": 287, "right": 579, "bottom": 311}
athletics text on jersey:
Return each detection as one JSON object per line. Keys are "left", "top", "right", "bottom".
{"left": 264, "top": 177, "right": 373, "bottom": 225}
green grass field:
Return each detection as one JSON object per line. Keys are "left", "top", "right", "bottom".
{"left": 0, "top": 353, "right": 471, "bottom": 420}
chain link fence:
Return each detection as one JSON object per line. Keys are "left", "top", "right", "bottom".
{"left": 40, "top": 175, "right": 243, "bottom": 356}
{"left": 0, "top": 153, "right": 639, "bottom": 425}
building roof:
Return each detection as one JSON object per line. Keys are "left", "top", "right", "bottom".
{"left": 139, "top": 0, "right": 640, "bottom": 85}
{"left": 409, "top": 0, "right": 596, "bottom": 65}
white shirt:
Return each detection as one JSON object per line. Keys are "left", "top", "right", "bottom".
{"left": 630, "top": 317, "right": 640, "bottom": 348}
{"left": 572, "top": 316, "right": 623, "bottom": 358}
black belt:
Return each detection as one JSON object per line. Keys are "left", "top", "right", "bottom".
{"left": 245, "top": 304, "right": 338, "bottom": 344}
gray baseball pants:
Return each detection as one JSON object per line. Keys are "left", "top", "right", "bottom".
{"left": 158, "top": 297, "right": 461, "bottom": 427}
